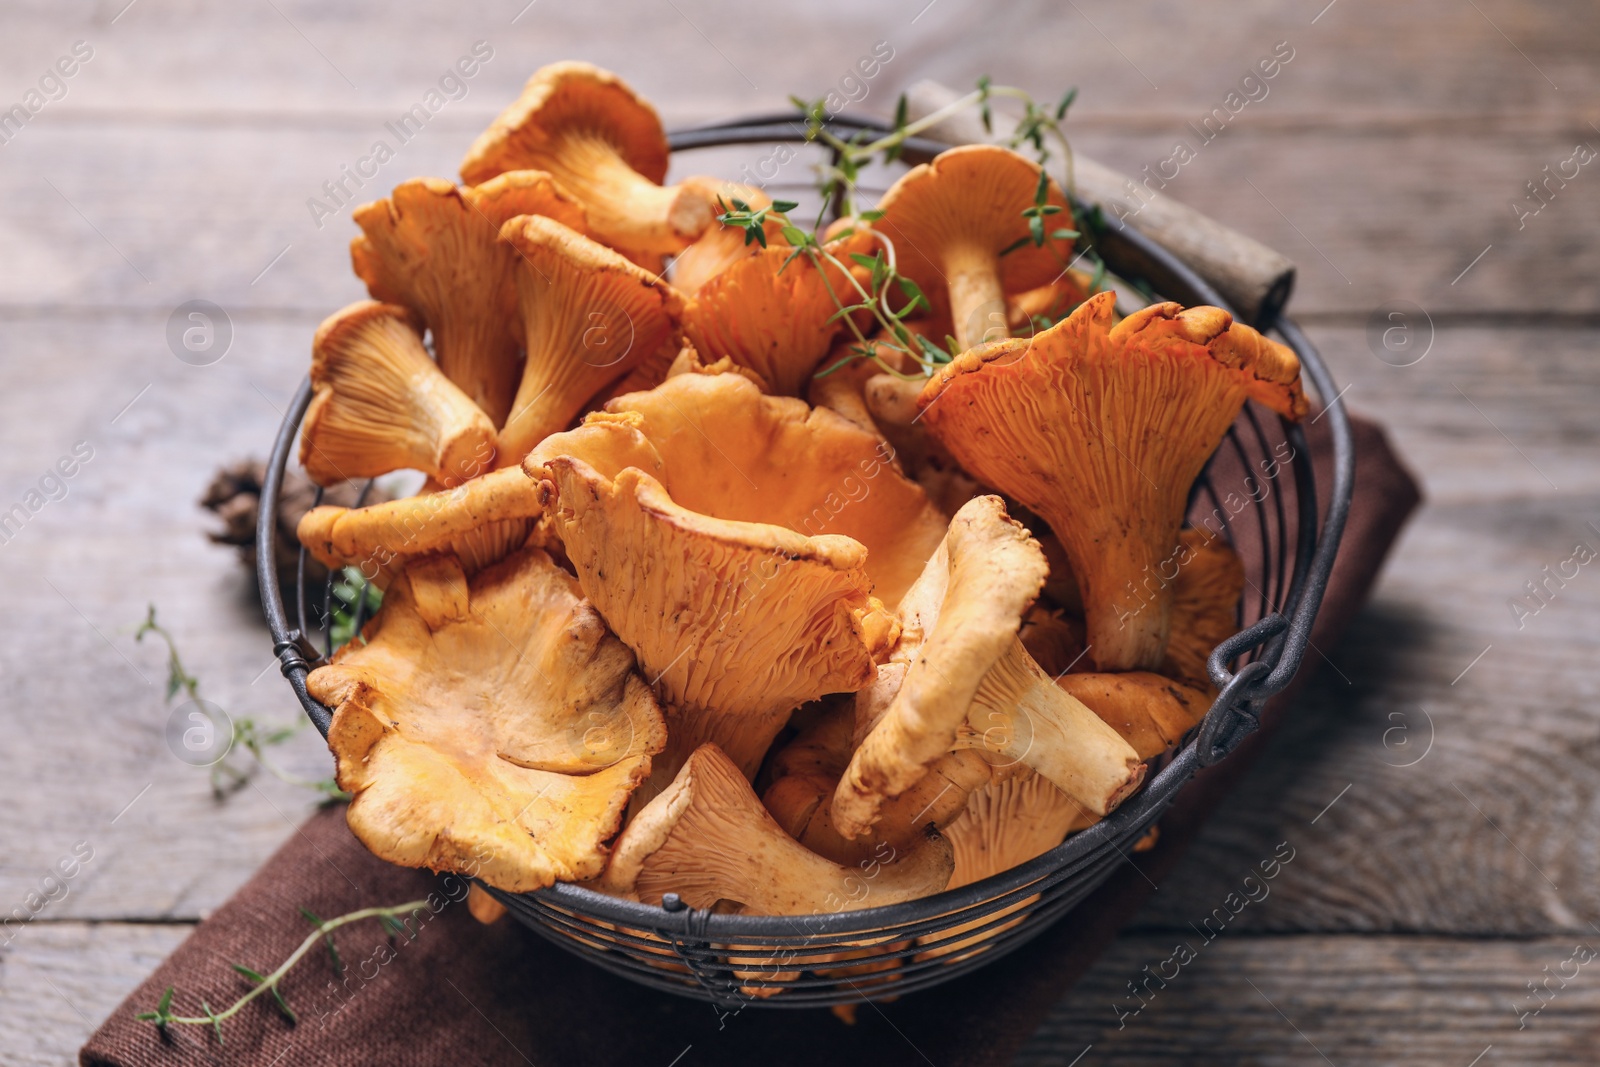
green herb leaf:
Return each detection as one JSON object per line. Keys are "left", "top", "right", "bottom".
{"left": 202, "top": 999, "right": 224, "bottom": 1045}
{"left": 232, "top": 963, "right": 268, "bottom": 985}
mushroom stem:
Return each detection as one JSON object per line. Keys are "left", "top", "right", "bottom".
{"left": 496, "top": 216, "right": 683, "bottom": 464}
{"left": 545, "top": 136, "right": 713, "bottom": 257}
{"left": 606, "top": 744, "right": 954, "bottom": 915}
{"left": 301, "top": 302, "right": 498, "bottom": 488}
{"left": 965, "top": 641, "right": 1147, "bottom": 817}
{"left": 945, "top": 240, "right": 1007, "bottom": 352}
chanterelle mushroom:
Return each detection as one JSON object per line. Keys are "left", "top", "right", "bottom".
{"left": 460, "top": 61, "right": 717, "bottom": 259}
{"left": 873, "top": 145, "right": 1074, "bottom": 352}
{"left": 351, "top": 173, "right": 586, "bottom": 427}
{"left": 300, "top": 301, "right": 498, "bottom": 488}
{"left": 308, "top": 548, "right": 667, "bottom": 892}
{"left": 603, "top": 743, "right": 954, "bottom": 914}
{"left": 527, "top": 403, "right": 899, "bottom": 781}
{"left": 496, "top": 214, "right": 684, "bottom": 463}
{"left": 670, "top": 179, "right": 785, "bottom": 295}
{"left": 1161, "top": 530, "right": 1245, "bottom": 693}
{"left": 832, "top": 496, "right": 1145, "bottom": 840}
{"left": 1058, "top": 671, "right": 1213, "bottom": 761}
{"left": 944, "top": 767, "right": 1089, "bottom": 889}
{"left": 682, "top": 233, "right": 866, "bottom": 397}
{"left": 297, "top": 466, "right": 545, "bottom": 588}
{"left": 919, "top": 290, "right": 1307, "bottom": 671}
{"left": 764, "top": 694, "right": 992, "bottom": 866}
{"left": 594, "top": 372, "right": 946, "bottom": 605}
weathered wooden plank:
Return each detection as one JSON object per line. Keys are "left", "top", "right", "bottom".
{"left": 1135, "top": 491, "right": 1600, "bottom": 938}
{"left": 0, "top": 922, "right": 190, "bottom": 1067}
{"left": 1017, "top": 933, "right": 1600, "bottom": 1065}
{"left": 2, "top": 121, "right": 1595, "bottom": 317}
{"left": 0, "top": 312, "right": 337, "bottom": 921}
{"left": 0, "top": 1, "right": 1595, "bottom": 317}
{"left": 2, "top": 0, "right": 1593, "bottom": 123}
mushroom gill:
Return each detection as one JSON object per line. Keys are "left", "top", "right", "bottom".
{"left": 919, "top": 290, "right": 1306, "bottom": 671}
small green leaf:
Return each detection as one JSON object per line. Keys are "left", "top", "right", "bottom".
{"left": 1056, "top": 87, "right": 1078, "bottom": 121}
{"left": 202, "top": 999, "right": 224, "bottom": 1045}
{"left": 857, "top": 209, "right": 885, "bottom": 222}
{"left": 270, "top": 986, "right": 297, "bottom": 1025}
{"left": 1050, "top": 228, "right": 1080, "bottom": 241}
{"left": 779, "top": 225, "right": 809, "bottom": 246}
{"left": 770, "top": 200, "right": 800, "bottom": 214}
{"left": 232, "top": 963, "right": 267, "bottom": 985}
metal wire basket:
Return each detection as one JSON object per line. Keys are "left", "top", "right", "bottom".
{"left": 257, "top": 114, "right": 1354, "bottom": 1009}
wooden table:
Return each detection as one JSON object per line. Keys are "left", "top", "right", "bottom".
{"left": 2, "top": 2, "right": 1596, "bottom": 1063}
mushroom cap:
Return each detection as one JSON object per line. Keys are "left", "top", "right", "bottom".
{"left": 529, "top": 444, "right": 895, "bottom": 780}
{"left": 682, "top": 236, "right": 864, "bottom": 397}
{"left": 296, "top": 466, "right": 545, "bottom": 587}
{"left": 829, "top": 496, "right": 1041, "bottom": 834}
{"left": 589, "top": 371, "right": 947, "bottom": 606}
{"left": 1057, "top": 671, "right": 1213, "bottom": 761}
{"left": 461, "top": 63, "right": 714, "bottom": 258}
{"left": 308, "top": 548, "right": 667, "bottom": 892}
{"left": 1162, "top": 530, "right": 1245, "bottom": 693}
{"left": 670, "top": 179, "right": 786, "bottom": 295}
{"left": 873, "top": 144, "right": 1072, "bottom": 337}
{"left": 461, "top": 61, "right": 669, "bottom": 186}
{"left": 300, "top": 301, "right": 497, "bottom": 488}
{"left": 350, "top": 173, "right": 586, "bottom": 427}
{"left": 604, "top": 743, "right": 955, "bottom": 914}
{"left": 496, "top": 214, "right": 684, "bottom": 463}
{"left": 919, "top": 290, "right": 1306, "bottom": 670}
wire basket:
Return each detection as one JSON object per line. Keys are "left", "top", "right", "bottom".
{"left": 256, "top": 114, "right": 1354, "bottom": 1009}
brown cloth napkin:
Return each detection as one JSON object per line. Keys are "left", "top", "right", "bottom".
{"left": 83, "top": 415, "right": 1420, "bottom": 1067}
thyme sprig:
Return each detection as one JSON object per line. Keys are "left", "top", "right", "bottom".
{"left": 328, "top": 566, "right": 381, "bottom": 650}
{"left": 791, "top": 79, "right": 1081, "bottom": 219}
{"left": 718, "top": 196, "right": 950, "bottom": 380}
{"left": 735, "top": 77, "right": 1104, "bottom": 382}
{"left": 135, "top": 605, "right": 348, "bottom": 801}
{"left": 135, "top": 899, "right": 430, "bottom": 1042}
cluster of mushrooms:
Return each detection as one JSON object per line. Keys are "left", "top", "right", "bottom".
{"left": 295, "top": 61, "right": 1309, "bottom": 951}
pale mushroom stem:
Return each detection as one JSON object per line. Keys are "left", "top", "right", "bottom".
{"left": 945, "top": 241, "right": 1007, "bottom": 352}
{"left": 966, "top": 641, "right": 1147, "bottom": 817}
{"left": 546, "top": 136, "right": 713, "bottom": 257}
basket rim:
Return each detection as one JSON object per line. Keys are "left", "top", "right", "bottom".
{"left": 253, "top": 111, "right": 1355, "bottom": 948}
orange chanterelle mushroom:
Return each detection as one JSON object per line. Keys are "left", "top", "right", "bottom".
{"left": 460, "top": 61, "right": 718, "bottom": 260}
{"left": 919, "top": 291, "right": 1306, "bottom": 671}
{"left": 873, "top": 145, "right": 1075, "bottom": 352}
{"left": 525, "top": 372, "right": 956, "bottom": 785}
{"left": 299, "top": 301, "right": 497, "bottom": 488}
{"left": 830, "top": 495, "right": 1145, "bottom": 840}
{"left": 350, "top": 173, "right": 586, "bottom": 427}
{"left": 496, "top": 214, "right": 684, "bottom": 464}
{"left": 603, "top": 743, "right": 954, "bottom": 914}
{"left": 308, "top": 549, "right": 667, "bottom": 892}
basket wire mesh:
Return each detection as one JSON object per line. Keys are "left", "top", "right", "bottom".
{"left": 256, "top": 113, "right": 1355, "bottom": 1009}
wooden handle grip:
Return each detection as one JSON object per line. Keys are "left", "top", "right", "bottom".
{"left": 904, "top": 80, "right": 1296, "bottom": 325}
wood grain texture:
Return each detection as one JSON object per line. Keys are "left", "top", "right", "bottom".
{"left": 0, "top": 0, "right": 1595, "bottom": 1064}
{"left": 0, "top": 923, "right": 190, "bottom": 1067}
{"left": 1019, "top": 934, "right": 1600, "bottom": 1066}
